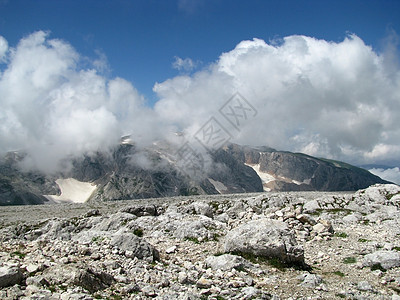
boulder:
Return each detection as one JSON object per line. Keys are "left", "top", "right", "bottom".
{"left": 224, "top": 218, "right": 304, "bottom": 265}
{"left": 205, "top": 254, "right": 252, "bottom": 271}
{"left": 120, "top": 205, "right": 158, "bottom": 217}
{"left": 363, "top": 250, "right": 400, "bottom": 270}
{"left": 74, "top": 268, "right": 114, "bottom": 293}
{"left": 110, "top": 233, "right": 159, "bottom": 262}
{"left": 0, "top": 266, "right": 23, "bottom": 288}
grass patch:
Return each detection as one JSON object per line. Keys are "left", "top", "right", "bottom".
{"left": 11, "top": 250, "right": 26, "bottom": 259}
{"left": 370, "top": 263, "right": 386, "bottom": 272}
{"left": 343, "top": 257, "right": 357, "bottom": 264}
{"left": 234, "top": 265, "right": 247, "bottom": 272}
{"left": 332, "top": 271, "right": 345, "bottom": 277}
{"left": 358, "top": 238, "right": 370, "bottom": 243}
{"left": 362, "top": 219, "right": 370, "bottom": 225}
{"left": 335, "top": 293, "right": 346, "bottom": 298}
{"left": 91, "top": 236, "right": 104, "bottom": 244}
{"left": 185, "top": 237, "right": 200, "bottom": 244}
{"left": 133, "top": 228, "right": 143, "bottom": 237}
{"left": 393, "top": 246, "right": 400, "bottom": 251}
{"left": 230, "top": 251, "right": 311, "bottom": 271}
{"left": 209, "top": 201, "right": 220, "bottom": 210}
{"left": 335, "top": 232, "right": 348, "bottom": 238}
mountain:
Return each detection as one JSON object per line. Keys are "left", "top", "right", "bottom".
{"left": 0, "top": 142, "right": 392, "bottom": 205}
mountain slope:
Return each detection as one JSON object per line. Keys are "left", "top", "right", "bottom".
{"left": 224, "top": 144, "right": 389, "bottom": 191}
{"left": 0, "top": 143, "right": 392, "bottom": 205}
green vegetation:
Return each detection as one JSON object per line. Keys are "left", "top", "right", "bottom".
{"left": 343, "top": 257, "right": 357, "bottom": 264}
{"left": 210, "top": 201, "right": 220, "bottom": 210}
{"left": 230, "top": 251, "right": 310, "bottom": 271}
{"left": 358, "top": 238, "right": 370, "bottom": 243}
{"left": 133, "top": 228, "right": 144, "bottom": 237}
{"left": 332, "top": 271, "right": 345, "bottom": 277}
{"left": 335, "top": 232, "right": 348, "bottom": 238}
{"left": 335, "top": 293, "right": 346, "bottom": 298}
{"left": 393, "top": 246, "right": 400, "bottom": 251}
{"left": 185, "top": 237, "right": 200, "bottom": 244}
{"left": 11, "top": 250, "right": 26, "bottom": 259}
{"left": 370, "top": 263, "right": 386, "bottom": 272}
{"left": 91, "top": 236, "right": 104, "bottom": 244}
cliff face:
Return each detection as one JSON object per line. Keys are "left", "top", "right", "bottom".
{"left": 0, "top": 143, "right": 392, "bottom": 205}
{"left": 224, "top": 144, "right": 389, "bottom": 192}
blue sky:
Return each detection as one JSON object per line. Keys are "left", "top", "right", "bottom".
{"left": 1, "top": 0, "right": 400, "bottom": 182}
{"left": 1, "top": 0, "right": 399, "bottom": 104}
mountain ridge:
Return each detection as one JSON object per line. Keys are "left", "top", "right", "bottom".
{"left": 0, "top": 142, "right": 392, "bottom": 205}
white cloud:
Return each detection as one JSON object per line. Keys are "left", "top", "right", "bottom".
{"left": 369, "top": 167, "right": 400, "bottom": 185}
{"left": 0, "top": 36, "right": 8, "bottom": 63}
{"left": 172, "top": 56, "right": 197, "bottom": 72}
{"left": 1, "top": 31, "right": 400, "bottom": 174}
{"left": 0, "top": 31, "right": 168, "bottom": 173}
{"left": 154, "top": 34, "right": 400, "bottom": 165}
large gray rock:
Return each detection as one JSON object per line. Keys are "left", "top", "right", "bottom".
{"left": 110, "top": 233, "right": 159, "bottom": 262}
{"left": 74, "top": 268, "right": 114, "bottom": 293}
{"left": 205, "top": 254, "right": 252, "bottom": 271}
{"left": 362, "top": 250, "right": 400, "bottom": 270}
{"left": 224, "top": 218, "right": 304, "bottom": 265}
{"left": 174, "top": 217, "right": 225, "bottom": 242}
{"left": 120, "top": 205, "right": 158, "bottom": 217}
{"left": 186, "top": 201, "right": 214, "bottom": 218}
{"left": 0, "top": 266, "right": 23, "bottom": 288}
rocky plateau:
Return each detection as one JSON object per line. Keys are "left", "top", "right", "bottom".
{"left": 1, "top": 184, "right": 400, "bottom": 299}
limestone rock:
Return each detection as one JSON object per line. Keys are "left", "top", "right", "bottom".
{"left": 110, "top": 233, "right": 159, "bottom": 262}
{"left": 205, "top": 254, "right": 253, "bottom": 271}
{"left": 363, "top": 250, "right": 400, "bottom": 270}
{"left": 0, "top": 266, "right": 23, "bottom": 288}
{"left": 224, "top": 218, "right": 304, "bottom": 265}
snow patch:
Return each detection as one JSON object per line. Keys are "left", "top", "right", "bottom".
{"left": 245, "top": 163, "right": 275, "bottom": 191}
{"left": 208, "top": 178, "right": 228, "bottom": 194}
{"left": 45, "top": 178, "right": 97, "bottom": 203}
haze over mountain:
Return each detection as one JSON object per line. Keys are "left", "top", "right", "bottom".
{"left": 1, "top": 30, "right": 400, "bottom": 183}
{"left": 0, "top": 141, "right": 390, "bottom": 206}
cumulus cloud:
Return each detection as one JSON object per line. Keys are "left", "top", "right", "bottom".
{"left": 369, "top": 167, "right": 400, "bottom": 185}
{"left": 172, "top": 56, "right": 197, "bottom": 72}
{"left": 1, "top": 31, "right": 400, "bottom": 175}
{"left": 0, "top": 36, "right": 8, "bottom": 63}
{"left": 154, "top": 34, "right": 400, "bottom": 165}
{"left": 0, "top": 31, "right": 167, "bottom": 173}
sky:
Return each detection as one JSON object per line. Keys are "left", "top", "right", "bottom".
{"left": 0, "top": 0, "right": 400, "bottom": 182}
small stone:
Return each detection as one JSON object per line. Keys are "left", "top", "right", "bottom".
{"left": 196, "top": 277, "right": 212, "bottom": 289}
{"left": 357, "top": 281, "right": 373, "bottom": 291}
{"left": 60, "top": 257, "right": 69, "bottom": 264}
{"left": 166, "top": 245, "right": 177, "bottom": 254}
{"left": 142, "top": 285, "right": 157, "bottom": 297}
{"left": 178, "top": 272, "right": 190, "bottom": 284}
{"left": 26, "top": 263, "right": 41, "bottom": 273}
{"left": 313, "top": 223, "right": 326, "bottom": 233}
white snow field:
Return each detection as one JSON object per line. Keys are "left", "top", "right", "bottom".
{"left": 45, "top": 178, "right": 97, "bottom": 203}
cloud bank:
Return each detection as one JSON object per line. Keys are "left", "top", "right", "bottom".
{"left": 369, "top": 167, "right": 400, "bottom": 185}
{"left": 1, "top": 31, "right": 400, "bottom": 174}
{"left": 0, "top": 31, "right": 165, "bottom": 173}
{"left": 154, "top": 34, "right": 400, "bottom": 166}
